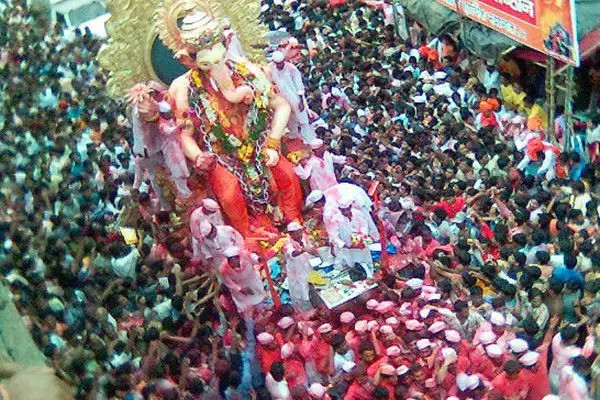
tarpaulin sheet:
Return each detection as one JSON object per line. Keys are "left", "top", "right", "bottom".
{"left": 398, "top": 0, "right": 600, "bottom": 61}
{"left": 399, "top": 0, "right": 460, "bottom": 36}
{"left": 459, "top": 20, "right": 518, "bottom": 60}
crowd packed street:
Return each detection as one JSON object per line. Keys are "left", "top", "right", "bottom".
{"left": 1, "top": 0, "right": 600, "bottom": 399}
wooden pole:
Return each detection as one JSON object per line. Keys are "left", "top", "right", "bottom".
{"left": 564, "top": 66, "right": 575, "bottom": 152}
{"left": 261, "top": 256, "right": 281, "bottom": 309}
{"left": 249, "top": 237, "right": 282, "bottom": 309}
{"left": 546, "top": 56, "right": 556, "bottom": 144}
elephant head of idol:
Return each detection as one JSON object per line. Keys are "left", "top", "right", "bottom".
{"left": 178, "top": 11, "right": 227, "bottom": 72}
{"left": 174, "top": 11, "right": 253, "bottom": 105}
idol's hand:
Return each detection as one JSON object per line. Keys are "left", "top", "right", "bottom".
{"left": 264, "top": 148, "right": 279, "bottom": 167}
{"left": 194, "top": 152, "right": 216, "bottom": 172}
{"left": 240, "top": 86, "right": 255, "bottom": 105}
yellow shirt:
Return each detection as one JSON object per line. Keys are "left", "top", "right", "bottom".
{"left": 500, "top": 84, "right": 526, "bottom": 112}
{"left": 476, "top": 278, "right": 496, "bottom": 297}
{"left": 528, "top": 103, "right": 548, "bottom": 129}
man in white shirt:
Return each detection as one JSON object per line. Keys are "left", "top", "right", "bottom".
{"left": 426, "top": 208, "right": 459, "bottom": 244}
{"left": 39, "top": 85, "right": 58, "bottom": 109}
{"left": 283, "top": 222, "right": 313, "bottom": 311}
{"left": 432, "top": 72, "right": 453, "bottom": 97}
{"left": 110, "top": 245, "right": 141, "bottom": 280}
{"left": 222, "top": 19, "right": 247, "bottom": 63}
{"left": 517, "top": 139, "right": 559, "bottom": 181}
{"left": 558, "top": 356, "right": 592, "bottom": 399}
{"left": 360, "top": 0, "right": 396, "bottom": 26}
{"left": 266, "top": 51, "right": 316, "bottom": 144}
{"left": 324, "top": 196, "right": 378, "bottom": 276}
{"left": 549, "top": 328, "right": 594, "bottom": 393}
{"left": 294, "top": 139, "right": 345, "bottom": 192}
{"left": 478, "top": 59, "right": 500, "bottom": 93}
{"left": 190, "top": 199, "right": 225, "bottom": 237}
{"left": 220, "top": 246, "right": 266, "bottom": 313}
{"left": 353, "top": 110, "right": 369, "bottom": 137}
{"left": 265, "top": 362, "right": 291, "bottom": 400}
{"left": 193, "top": 221, "right": 244, "bottom": 269}
{"left": 129, "top": 84, "right": 170, "bottom": 209}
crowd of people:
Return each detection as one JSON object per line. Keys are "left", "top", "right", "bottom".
{"left": 1, "top": 0, "right": 600, "bottom": 399}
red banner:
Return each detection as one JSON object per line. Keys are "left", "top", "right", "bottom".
{"left": 434, "top": 0, "right": 580, "bottom": 66}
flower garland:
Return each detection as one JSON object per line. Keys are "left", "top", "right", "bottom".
{"left": 287, "top": 150, "right": 309, "bottom": 164}
{"left": 188, "top": 63, "right": 275, "bottom": 215}
{"left": 304, "top": 216, "right": 328, "bottom": 247}
{"left": 264, "top": 236, "right": 289, "bottom": 259}
{"left": 189, "top": 67, "right": 270, "bottom": 160}
{"left": 351, "top": 233, "right": 373, "bottom": 249}
{"left": 309, "top": 228, "right": 328, "bottom": 247}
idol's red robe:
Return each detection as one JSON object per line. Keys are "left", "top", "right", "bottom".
{"left": 189, "top": 66, "right": 303, "bottom": 235}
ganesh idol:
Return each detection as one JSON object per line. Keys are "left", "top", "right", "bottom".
{"left": 158, "top": 4, "right": 303, "bottom": 236}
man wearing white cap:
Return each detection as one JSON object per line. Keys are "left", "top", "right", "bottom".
{"left": 305, "top": 190, "right": 325, "bottom": 210}
{"left": 467, "top": 331, "right": 504, "bottom": 381}
{"left": 473, "top": 311, "right": 514, "bottom": 350}
{"left": 293, "top": 138, "right": 346, "bottom": 192}
{"left": 508, "top": 338, "right": 529, "bottom": 357}
{"left": 281, "top": 37, "right": 302, "bottom": 64}
{"left": 266, "top": 50, "right": 316, "bottom": 144}
{"left": 323, "top": 194, "right": 376, "bottom": 276}
{"left": 520, "top": 315, "right": 558, "bottom": 400}
{"left": 157, "top": 100, "right": 192, "bottom": 198}
{"left": 323, "top": 183, "right": 378, "bottom": 238}
{"left": 303, "top": 190, "right": 334, "bottom": 265}
{"left": 489, "top": 311, "right": 516, "bottom": 349}
{"left": 192, "top": 221, "right": 244, "bottom": 269}
{"left": 280, "top": 342, "right": 308, "bottom": 390}
{"left": 222, "top": 18, "right": 247, "bottom": 63}
{"left": 190, "top": 198, "right": 224, "bottom": 232}
{"left": 219, "top": 246, "right": 265, "bottom": 312}
{"left": 519, "top": 351, "right": 550, "bottom": 400}
{"left": 324, "top": 183, "right": 374, "bottom": 219}
{"left": 322, "top": 182, "right": 379, "bottom": 274}
{"left": 283, "top": 221, "right": 313, "bottom": 311}
{"left": 478, "top": 58, "right": 501, "bottom": 93}
{"left": 432, "top": 71, "right": 453, "bottom": 97}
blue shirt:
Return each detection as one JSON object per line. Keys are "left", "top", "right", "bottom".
{"left": 391, "top": 114, "right": 410, "bottom": 129}
{"left": 39, "top": 88, "right": 58, "bottom": 109}
{"left": 569, "top": 162, "right": 585, "bottom": 181}
{"left": 552, "top": 267, "right": 585, "bottom": 288}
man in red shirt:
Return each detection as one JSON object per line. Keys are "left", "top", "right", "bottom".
{"left": 433, "top": 190, "right": 465, "bottom": 219}
{"left": 491, "top": 360, "right": 529, "bottom": 399}
{"left": 518, "top": 351, "right": 548, "bottom": 400}
{"left": 362, "top": 341, "right": 385, "bottom": 377}
{"left": 256, "top": 332, "right": 282, "bottom": 374}
{"left": 314, "top": 324, "right": 335, "bottom": 378}
{"left": 344, "top": 364, "right": 375, "bottom": 400}
{"left": 281, "top": 342, "right": 308, "bottom": 390}
{"left": 471, "top": 344, "right": 505, "bottom": 381}
{"left": 329, "top": 0, "right": 346, "bottom": 7}
{"left": 519, "top": 316, "right": 557, "bottom": 400}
